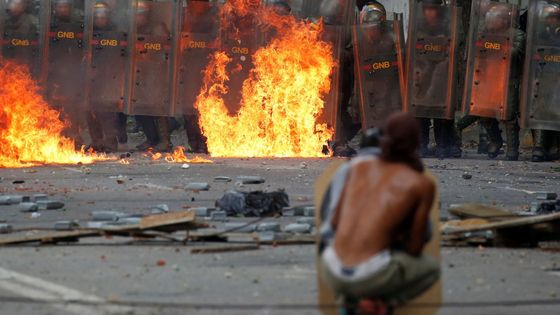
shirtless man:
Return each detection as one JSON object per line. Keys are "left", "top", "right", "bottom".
{"left": 320, "top": 112, "right": 440, "bottom": 306}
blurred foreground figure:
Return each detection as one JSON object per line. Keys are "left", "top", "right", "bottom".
{"left": 319, "top": 113, "right": 440, "bottom": 311}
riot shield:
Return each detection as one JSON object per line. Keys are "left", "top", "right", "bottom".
{"left": 405, "top": 0, "right": 459, "bottom": 120}
{"left": 353, "top": 15, "right": 406, "bottom": 130}
{"left": 521, "top": 0, "right": 560, "bottom": 131}
{"left": 218, "top": 6, "right": 262, "bottom": 115}
{"left": 463, "top": 0, "right": 518, "bottom": 120}
{"left": 300, "top": 0, "right": 354, "bottom": 139}
{"left": 84, "top": 0, "right": 131, "bottom": 113}
{"left": 46, "top": 0, "right": 87, "bottom": 114}
{"left": 0, "top": 0, "right": 47, "bottom": 79}
{"left": 125, "top": 0, "right": 179, "bottom": 116}
{"left": 176, "top": 0, "right": 219, "bottom": 116}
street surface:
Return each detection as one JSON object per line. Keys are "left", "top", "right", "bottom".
{"left": 1, "top": 146, "right": 560, "bottom": 315}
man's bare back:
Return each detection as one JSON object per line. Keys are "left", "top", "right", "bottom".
{"left": 332, "top": 158, "right": 435, "bottom": 267}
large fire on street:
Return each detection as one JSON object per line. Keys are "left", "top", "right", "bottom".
{"left": 195, "top": 1, "right": 335, "bottom": 158}
{"left": 0, "top": 62, "right": 107, "bottom": 168}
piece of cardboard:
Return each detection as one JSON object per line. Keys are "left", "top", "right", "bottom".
{"left": 315, "top": 161, "right": 442, "bottom": 315}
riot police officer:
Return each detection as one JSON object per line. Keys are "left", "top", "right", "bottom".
{"left": 4, "top": 0, "right": 36, "bottom": 34}
{"left": 47, "top": 0, "right": 86, "bottom": 147}
{"left": 353, "top": 1, "right": 404, "bottom": 131}
{"left": 85, "top": 1, "right": 121, "bottom": 153}
{"left": 413, "top": 0, "right": 461, "bottom": 159}
{"left": 476, "top": 4, "right": 525, "bottom": 161}
{"left": 532, "top": 3, "right": 560, "bottom": 162}
{"left": 134, "top": 0, "right": 173, "bottom": 152}
{"left": 180, "top": 0, "right": 215, "bottom": 154}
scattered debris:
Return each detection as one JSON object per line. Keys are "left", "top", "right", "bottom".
{"left": 151, "top": 204, "right": 169, "bottom": 214}
{"left": 236, "top": 176, "right": 266, "bottom": 185}
{"left": 448, "top": 204, "right": 518, "bottom": 220}
{"left": 536, "top": 192, "right": 558, "bottom": 201}
{"left": 296, "top": 217, "right": 316, "bottom": 227}
{"left": 186, "top": 182, "right": 210, "bottom": 191}
{"left": 209, "top": 211, "right": 228, "bottom": 222}
{"left": 0, "top": 210, "right": 204, "bottom": 246}
{"left": 19, "top": 202, "right": 38, "bottom": 213}
{"left": 0, "top": 224, "right": 13, "bottom": 234}
{"left": 191, "top": 245, "right": 260, "bottom": 254}
{"left": 216, "top": 190, "right": 289, "bottom": 217}
{"left": 54, "top": 221, "right": 80, "bottom": 231}
{"left": 156, "top": 259, "right": 167, "bottom": 267}
{"left": 192, "top": 207, "right": 215, "bottom": 217}
{"left": 37, "top": 200, "right": 64, "bottom": 210}
{"left": 257, "top": 222, "right": 281, "bottom": 232}
{"left": 284, "top": 223, "right": 312, "bottom": 234}
{"left": 443, "top": 212, "right": 560, "bottom": 248}
{"left": 462, "top": 173, "right": 473, "bottom": 180}
{"left": 224, "top": 223, "right": 257, "bottom": 233}
{"left": 181, "top": 164, "right": 190, "bottom": 169}
{"left": 214, "top": 176, "right": 232, "bottom": 183}
{"left": 91, "top": 211, "right": 127, "bottom": 222}
{"left": 303, "top": 207, "right": 316, "bottom": 217}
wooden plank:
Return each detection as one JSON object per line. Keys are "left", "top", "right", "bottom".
{"left": 443, "top": 212, "right": 560, "bottom": 235}
{"left": 139, "top": 210, "right": 196, "bottom": 229}
{"left": 448, "top": 203, "right": 518, "bottom": 220}
{"left": 314, "top": 162, "right": 442, "bottom": 315}
{"left": 0, "top": 211, "right": 200, "bottom": 246}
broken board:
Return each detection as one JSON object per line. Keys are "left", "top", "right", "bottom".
{"left": 448, "top": 203, "right": 519, "bottom": 220}
{"left": 315, "top": 161, "right": 442, "bottom": 315}
{"left": 0, "top": 210, "right": 201, "bottom": 246}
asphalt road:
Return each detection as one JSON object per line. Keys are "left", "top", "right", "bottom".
{"left": 1, "top": 151, "right": 560, "bottom": 315}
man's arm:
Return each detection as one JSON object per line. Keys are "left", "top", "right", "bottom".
{"left": 406, "top": 179, "right": 435, "bottom": 256}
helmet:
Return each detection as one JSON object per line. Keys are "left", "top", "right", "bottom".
{"left": 485, "top": 4, "right": 511, "bottom": 25}
{"left": 137, "top": 0, "right": 152, "bottom": 14}
{"left": 359, "top": 2, "right": 386, "bottom": 25}
{"left": 543, "top": 3, "right": 560, "bottom": 20}
{"left": 94, "top": 2, "right": 111, "bottom": 17}
{"left": 319, "top": 0, "right": 346, "bottom": 25}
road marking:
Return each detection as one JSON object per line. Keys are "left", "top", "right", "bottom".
{"left": 0, "top": 266, "right": 130, "bottom": 315}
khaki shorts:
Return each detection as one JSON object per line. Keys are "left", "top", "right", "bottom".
{"left": 320, "top": 251, "right": 440, "bottom": 305}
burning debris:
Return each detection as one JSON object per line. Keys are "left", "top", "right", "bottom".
{"left": 196, "top": 1, "right": 335, "bottom": 158}
{"left": 0, "top": 62, "right": 109, "bottom": 168}
{"left": 146, "top": 147, "right": 213, "bottom": 164}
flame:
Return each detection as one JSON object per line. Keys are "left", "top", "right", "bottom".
{"left": 195, "top": 2, "right": 335, "bottom": 157}
{"left": 0, "top": 61, "right": 109, "bottom": 168}
{"left": 147, "top": 147, "right": 213, "bottom": 164}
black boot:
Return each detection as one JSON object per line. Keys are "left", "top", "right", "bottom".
{"left": 135, "top": 115, "right": 159, "bottom": 151}
{"left": 477, "top": 125, "right": 489, "bottom": 154}
{"left": 504, "top": 120, "right": 520, "bottom": 161}
{"left": 532, "top": 129, "right": 546, "bottom": 162}
{"left": 154, "top": 117, "right": 172, "bottom": 152}
{"left": 481, "top": 118, "right": 503, "bottom": 159}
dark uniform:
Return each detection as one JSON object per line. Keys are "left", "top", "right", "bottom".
{"left": 179, "top": 0, "right": 217, "bottom": 154}
{"left": 353, "top": 2, "right": 404, "bottom": 130}
{"left": 134, "top": 0, "right": 172, "bottom": 152}
{"left": 2, "top": 0, "right": 39, "bottom": 68}
{"left": 85, "top": 2, "right": 123, "bottom": 153}
{"left": 47, "top": 0, "right": 86, "bottom": 147}
{"left": 4, "top": 0, "right": 37, "bottom": 34}
{"left": 475, "top": 5, "right": 525, "bottom": 161}
{"left": 414, "top": 0, "right": 461, "bottom": 159}
{"left": 532, "top": 4, "right": 560, "bottom": 162}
